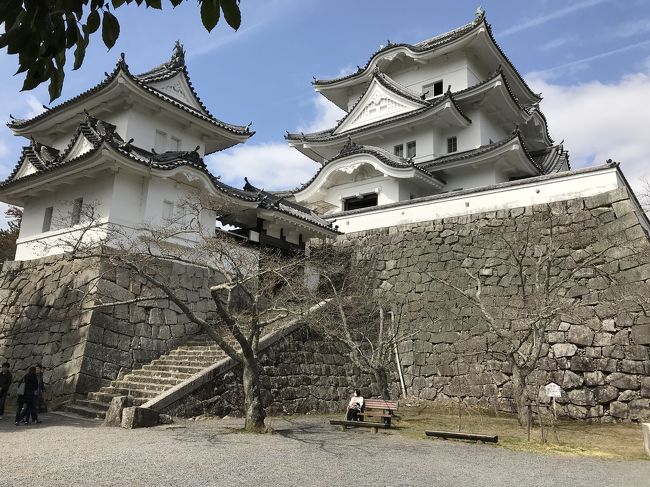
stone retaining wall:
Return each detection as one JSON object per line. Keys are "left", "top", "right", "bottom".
{"left": 151, "top": 189, "right": 650, "bottom": 423}
{"left": 339, "top": 188, "right": 650, "bottom": 421}
{"left": 0, "top": 256, "right": 215, "bottom": 406}
{"left": 161, "top": 327, "right": 379, "bottom": 418}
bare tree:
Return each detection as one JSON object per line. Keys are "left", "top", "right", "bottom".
{"left": 48, "top": 196, "right": 321, "bottom": 432}
{"left": 427, "top": 207, "right": 622, "bottom": 426}
{"left": 309, "top": 244, "right": 415, "bottom": 400}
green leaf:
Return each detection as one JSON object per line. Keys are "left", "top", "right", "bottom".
{"left": 146, "top": 0, "right": 162, "bottom": 9}
{"left": 73, "top": 27, "right": 87, "bottom": 70}
{"left": 112, "top": 0, "right": 127, "bottom": 7}
{"left": 169, "top": 0, "right": 184, "bottom": 6}
{"left": 48, "top": 65, "right": 65, "bottom": 102}
{"left": 220, "top": 0, "right": 240, "bottom": 30}
{"left": 201, "top": 0, "right": 220, "bottom": 33}
{"left": 86, "top": 9, "right": 101, "bottom": 33}
{"left": 102, "top": 10, "right": 120, "bottom": 49}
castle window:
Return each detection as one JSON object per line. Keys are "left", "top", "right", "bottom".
{"left": 406, "top": 140, "right": 416, "bottom": 158}
{"left": 447, "top": 136, "right": 458, "bottom": 153}
{"left": 155, "top": 130, "right": 168, "bottom": 152}
{"left": 170, "top": 136, "right": 181, "bottom": 151}
{"left": 393, "top": 144, "right": 404, "bottom": 157}
{"left": 42, "top": 207, "right": 53, "bottom": 232}
{"left": 343, "top": 193, "right": 378, "bottom": 211}
{"left": 71, "top": 198, "right": 83, "bottom": 225}
{"left": 422, "top": 80, "right": 443, "bottom": 98}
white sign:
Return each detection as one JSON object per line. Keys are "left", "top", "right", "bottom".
{"left": 545, "top": 382, "right": 562, "bottom": 398}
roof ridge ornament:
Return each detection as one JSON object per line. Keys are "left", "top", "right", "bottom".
{"left": 475, "top": 6, "right": 485, "bottom": 22}
{"left": 170, "top": 40, "right": 186, "bottom": 68}
{"left": 339, "top": 136, "right": 361, "bottom": 155}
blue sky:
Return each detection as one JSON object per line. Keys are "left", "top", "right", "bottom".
{"left": 1, "top": 0, "right": 650, "bottom": 223}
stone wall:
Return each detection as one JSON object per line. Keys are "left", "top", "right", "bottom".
{"left": 154, "top": 188, "right": 650, "bottom": 423}
{"left": 0, "top": 256, "right": 215, "bottom": 407}
{"left": 161, "top": 327, "right": 379, "bottom": 418}
{"left": 338, "top": 188, "right": 650, "bottom": 421}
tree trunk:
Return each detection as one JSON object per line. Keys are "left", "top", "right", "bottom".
{"left": 241, "top": 354, "right": 266, "bottom": 432}
{"left": 372, "top": 367, "right": 391, "bottom": 400}
{"left": 511, "top": 362, "right": 529, "bottom": 427}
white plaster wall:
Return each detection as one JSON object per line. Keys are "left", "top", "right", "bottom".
{"left": 443, "top": 165, "right": 498, "bottom": 191}
{"left": 479, "top": 112, "right": 509, "bottom": 146}
{"left": 125, "top": 107, "right": 204, "bottom": 156}
{"left": 16, "top": 174, "right": 116, "bottom": 260}
{"left": 316, "top": 176, "right": 400, "bottom": 212}
{"left": 109, "top": 170, "right": 146, "bottom": 227}
{"left": 345, "top": 53, "right": 473, "bottom": 110}
{"left": 390, "top": 53, "right": 469, "bottom": 97}
{"left": 362, "top": 126, "right": 434, "bottom": 164}
{"left": 330, "top": 168, "right": 625, "bottom": 233}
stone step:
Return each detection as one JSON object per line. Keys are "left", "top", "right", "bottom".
{"left": 60, "top": 403, "right": 106, "bottom": 420}
{"left": 142, "top": 364, "right": 207, "bottom": 374}
{"left": 132, "top": 369, "right": 195, "bottom": 380}
{"left": 120, "top": 374, "right": 185, "bottom": 386}
{"left": 165, "top": 352, "right": 225, "bottom": 360}
{"left": 75, "top": 399, "right": 110, "bottom": 412}
{"left": 87, "top": 391, "right": 148, "bottom": 406}
{"left": 149, "top": 358, "right": 218, "bottom": 367}
{"left": 110, "top": 380, "right": 170, "bottom": 392}
{"left": 99, "top": 386, "right": 160, "bottom": 399}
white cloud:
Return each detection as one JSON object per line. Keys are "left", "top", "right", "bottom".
{"left": 540, "top": 35, "right": 579, "bottom": 51}
{"left": 613, "top": 19, "right": 650, "bottom": 38}
{"left": 528, "top": 39, "right": 650, "bottom": 80}
{"left": 497, "top": 0, "right": 608, "bottom": 37}
{"left": 208, "top": 92, "right": 345, "bottom": 192}
{"left": 207, "top": 142, "right": 319, "bottom": 191}
{"left": 297, "top": 96, "right": 346, "bottom": 133}
{"left": 526, "top": 67, "right": 650, "bottom": 195}
{"left": 25, "top": 95, "right": 46, "bottom": 118}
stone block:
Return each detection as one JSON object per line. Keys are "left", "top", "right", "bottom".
{"left": 631, "top": 325, "right": 650, "bottom": 345}
{"left": 568, "top": 389, "right": 596, "bottom": 406}
{"left": 593, "top": 385, "right": 619, "bottom": 403}
{"left": 642, "top": 377, "right": 650, "bottom": 398}
{"left": 584, "top": 371, "right": 605, "bottom": 386}
{"left": 610, "top": 401, "right": 629, "bottom": 419}
{"left": 606, "top": 372, "right": 639, "bottom": 390}
{"left": 561, "top": 370, "right": 583, "bottom": 389}
{"left": 552, "top": 343, "right": 577, "bottom": 358}
{"left": 570, "top": 357, "right": 596, "bottom": 372}
{"left": 629, "top": 399, "right": 650, "bottom": 421}
{"left": 121, "top": 406, "right": 160, "bottom": 429}
{"left": 567, "top": 325, "right": 594, "bottom": 346}
{"left": 103, "top": 396, "right": 132, "bottom": 427}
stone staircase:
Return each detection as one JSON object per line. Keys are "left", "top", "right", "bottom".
{"left": 61, "top": 335, "right": 231, "bottom": 420}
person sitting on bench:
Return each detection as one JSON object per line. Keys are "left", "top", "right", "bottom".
{"left": 346, "top": 389, "right": 364, "bottom": 421}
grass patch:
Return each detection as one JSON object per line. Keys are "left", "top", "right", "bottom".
{"left": 392, "top": 404, "right": 647, "bottom": 461}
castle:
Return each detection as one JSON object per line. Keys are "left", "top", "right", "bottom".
{"left": 0, "top": 11, "right": 649, "bottom": 423}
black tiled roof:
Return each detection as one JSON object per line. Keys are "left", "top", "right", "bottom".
{"left": 419, "top": 131, "right": 543, "bottom": 173}
{"left": 530, "top": 145, "right": 571, "bottom": 173}
{"left": 286, "top": 89, "right": 470, "bottom": 143}
{"left": 292, "top": 139, "right": 442, "bottom": 194}
{"left": 8, "top": 45, "right": 253, "bottom": 138}
{"left": 312, "top": 12, "right": 541, "bottom": 104}
{"left": 0, "top": 115, "right": 335, "bottom": 233}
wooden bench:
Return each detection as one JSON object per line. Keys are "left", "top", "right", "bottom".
{"left": 425, "top": 430, "right": 498, "bottom": 443}
{"left": 330, "top": 398, "right": 399, "bottom": 433}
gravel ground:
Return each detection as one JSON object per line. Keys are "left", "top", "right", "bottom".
{"left": 0, "top": 413, "right": 648, "bottom": 487}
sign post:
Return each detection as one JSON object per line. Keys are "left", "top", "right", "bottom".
{"left": 545, "top": 382, "right": 562, "bottom": 419}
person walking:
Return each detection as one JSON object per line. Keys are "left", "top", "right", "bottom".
{"left": 15, "top": 367, "right": 37, "bottom": 426}
{"left": 31, "top": 364, "right": 45, "bottom": 422}
{"left": 0, "top": 362, "right": 11, "bottom": 420}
